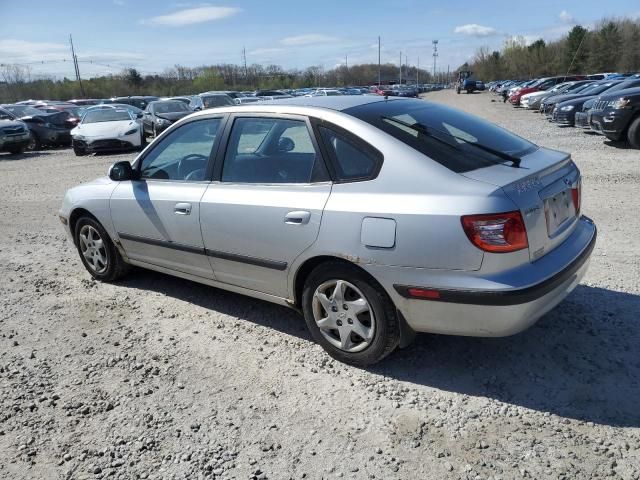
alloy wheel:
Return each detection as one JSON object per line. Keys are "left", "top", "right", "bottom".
{"left": 78, "top": 225, "right": 108, "bottom": 274}
{"left": 312, "top": 279, "right": 375, "bottom": 353}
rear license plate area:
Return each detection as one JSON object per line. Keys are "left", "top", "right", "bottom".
{"left": 544, "top": 189, "right": 575, "bottom": 236}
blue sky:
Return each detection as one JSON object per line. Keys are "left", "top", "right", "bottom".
{"left": 1, "top": 0, "right": 638, "bottom": 79}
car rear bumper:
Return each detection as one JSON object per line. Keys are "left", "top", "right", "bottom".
{"left": 366, "top": 216, "right": 596, "bottom": 337}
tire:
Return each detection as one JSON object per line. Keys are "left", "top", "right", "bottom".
{"left": 302, "top": 261, "right": 400, "bottom": 366}
{"left": 8, "top": 147, "right": 24, "bottom": 154}
{"left": 26, "top": 133, "right": 41, "bottom": 151}
{"left": 152, "top": 124, "right": 157, "bottom": 138}
{"left": 73, "top": 146, "right": 86, "bottom": 156}
{"left": 74, "top": 216, "right": 130, "bottom": 282}
{"left": 456, "top": 87, "right": 460, "bottom": 94}
{"left": 627, "top": 115, "right": 640, "bottom": 149}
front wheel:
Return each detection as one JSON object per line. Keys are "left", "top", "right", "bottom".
{"left": 302, "top": 262, "right": 399, "bottom": 366}
{"left": 74, "top": 216, "right": 130, "bottom": 282}
{"left": 627, "top": 116, "right": 640, "bottom": 149}
{"left": 27, "top": 133, "right": 41, "bottom": 151}
{"left": 8, "top": 147, "right": 24, "bottom": 154}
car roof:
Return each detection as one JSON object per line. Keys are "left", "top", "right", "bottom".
{"left": 600, "top": 86, "right": 640, "bottom": 98}
{"left": 259, "top": 95, "right": 390, "bottom": 111}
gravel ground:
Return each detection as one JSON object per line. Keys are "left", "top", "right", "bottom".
{"left": 1, "top": 91, "right": 639, "bottom": 480}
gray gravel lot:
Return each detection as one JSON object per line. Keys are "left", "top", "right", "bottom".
{"left": 1, "top": 90, "right": 639, "bottom": 480}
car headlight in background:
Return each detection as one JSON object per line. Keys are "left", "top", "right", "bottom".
{"left": 608, "top": 98, "right": 631, "bottom": 109}
{"left": 122, "top": 128, "right": 138, "bottom": 136}
{"left": 560, "top": 105, "right": 575, "bottom": 112}
{"left": 74, "top": 135, "right": 86, "bottom": 141}
{"left": 155, "top": 118, "right": 170, "bottom": 125}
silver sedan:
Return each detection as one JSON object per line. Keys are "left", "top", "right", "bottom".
{"left": 59, "top": 96, "right": 596, "bottom": 365}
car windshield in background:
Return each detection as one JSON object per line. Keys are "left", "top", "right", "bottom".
{"left": 201, "top": 96, "right": 234, "bottom": 108}
{"left": 154, "top": 101, "right": 190, "bottom": 113}
{"left": 346, "top": 99, "right": 537, "bottom": 173}
{"left": 82, "top": 109, "right": 131, "bottom": 124}
{"left": 578, "top": 82, "right": 621, "bottom": 95}
{"left": 3, "top": 105, "right": 43, "bottom": 117}
{"left": 0, "top": 110, "right": 14, "bottom": 120}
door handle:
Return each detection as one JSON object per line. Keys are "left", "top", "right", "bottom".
{"left": 284, "top": 210, "right": 311, "bottom": 225}
{"left": 174, "top": 202, "right": 192, "bottom": 215}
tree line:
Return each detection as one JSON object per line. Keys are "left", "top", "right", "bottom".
{"left": 464, "top": 18, "right": 640, "bottom": 81}
{"left": 0, "top": 61, "right": 435, "bottom": 103}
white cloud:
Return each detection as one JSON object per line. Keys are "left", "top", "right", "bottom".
{"left": 453, "top": 24, "right": 498, "bottom": 37}
{"left": 559, "top": 10, "right": 575, "bottom": 24}
{"left": 0, "top": 39, "right": 67, "bottom": 62}
{"left": 280, "top": 34, "right": 340, "bottom": 46}
{"left": 249, "top": 48, "right": 284, "bottom": 56}
{"left": 141, "top": 6, "right": 241, "bottom": 27}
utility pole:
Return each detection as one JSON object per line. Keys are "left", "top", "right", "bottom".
{"left": 242, "top": 46, "right": 248, "bottom": 80}
{"left": 377, "top": 36, "right": 381, "bottom": 86}
{"left": 399, "top": 51, "right": 402, "bottom": 84}
{"left": 432, "top": 40, "right": 438, "bottom": 80}
{"left": 69, "top": 34, "right": 85, "bottom": 97}
{"left": 345, "top": 54, "right": 348, "bottom": 86}
{"left": 447, "top": 64, "right": 450, "bottom": 86}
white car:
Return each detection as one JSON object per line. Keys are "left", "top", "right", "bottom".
{"left": 71, "top": 106, "right": 144, "bottom": 156}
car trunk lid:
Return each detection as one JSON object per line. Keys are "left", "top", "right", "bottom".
{"left": 461, "top": 147, "right": 581, "bottom": 262}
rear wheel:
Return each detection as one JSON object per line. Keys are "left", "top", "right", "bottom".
{"left": 302, "top": 262, "right": 399, "bottom": 366}
{"left": 74, "top": 216, "right": 130, "bottom": 282}
{"left": 627, "top": 116, "right": 640, "bottom": 149}
{"left": 73, "top": 145, "right": 86, "bottom": 156}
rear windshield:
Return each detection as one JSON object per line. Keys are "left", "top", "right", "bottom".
{"left": 345, "top": 99, "right": 537, "bottom": 173}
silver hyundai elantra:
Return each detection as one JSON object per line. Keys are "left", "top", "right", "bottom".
{"left": 59, "top": 96, "right": 597, "bottom": 365}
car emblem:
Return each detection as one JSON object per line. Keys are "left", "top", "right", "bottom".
{"left": 563, "top": 178, "right": 572, "bottom": 186}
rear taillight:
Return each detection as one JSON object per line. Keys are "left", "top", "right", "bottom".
{"left": 571, "top": 179, "right": 581, "bottom": 214}
{"left": 461, "top": 211, "right": 528, "bottom": 253}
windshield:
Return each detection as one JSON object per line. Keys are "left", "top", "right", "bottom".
{"left": 345, "top": 99, "right": 537, "bottom": 173}
{"left": 0, "top": 110, "right": 15, "bottom": 120}
{"left": 577, "top": 82, "right": 620, "bottom": 95}
{"left": 3, "top": 105, "right": 42, "bottom": 117}
{"left": 603, "top": 80, "right": 640, "bottom": 94}
{"left": 82, "top": 109, "right": 132, "bottom": 124}
{"left": 153, "top": 101, "right": 190, "bottom": 114}
{"left": 202, "top": 95, "right": 233, "bottom": 108}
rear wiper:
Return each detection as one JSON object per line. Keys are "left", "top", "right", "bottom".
{"left": 381, "top": 116, "right": 522, "bottom": 168}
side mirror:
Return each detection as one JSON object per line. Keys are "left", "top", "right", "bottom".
{"left": 277, "top": 137, "right": 295, "bottom": 152}
{"left": 108, "top": 161, "right": 136, "bottom": 181}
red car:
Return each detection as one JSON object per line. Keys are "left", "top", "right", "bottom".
{"left": 509, "top": 75, "right": 584, "bottom": 106}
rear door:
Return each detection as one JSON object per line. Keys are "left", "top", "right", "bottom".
{"left": 199, "top": 114, "right": 332, "bottom": 298}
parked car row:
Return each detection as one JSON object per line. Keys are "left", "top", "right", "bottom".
{"left": 487, "top": 74, "right": 640, "bottom": 149}
{"left": 2, "top": 82, "right": 443, "bottom": 156}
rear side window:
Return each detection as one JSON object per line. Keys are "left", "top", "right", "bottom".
{"left": 345, "top": 99, "right": 537, "bottom": 173}
{"left": 318, "top": 126, "right": 381, "bottom": 181}
{"left": 221, "top": 117, "right": 327, "bottom": 184}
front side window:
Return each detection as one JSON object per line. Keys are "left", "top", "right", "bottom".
{"left": 222, "top": 117, "right": 325, "bottom": 184}
{"left": 138, "top": 119, "right": 221, "bottom": 181}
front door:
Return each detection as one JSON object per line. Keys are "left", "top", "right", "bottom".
{"left": 110, "top": 117, "right": 223, "bottom": 279}
{"left": 200, "top": 115, "right": 332, "bottom": 297}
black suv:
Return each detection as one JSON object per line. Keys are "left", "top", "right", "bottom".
{"left": 589, "top": 86, "right": 640, "bottom": 148}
